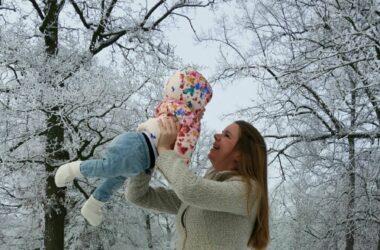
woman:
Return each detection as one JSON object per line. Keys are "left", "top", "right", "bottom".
{"left": 126, "top": 118, "right": 269, "bottom": 249}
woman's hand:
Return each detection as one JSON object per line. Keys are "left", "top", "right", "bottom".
{"left": 157, "top": 117, "right": 179, "bottom": 155}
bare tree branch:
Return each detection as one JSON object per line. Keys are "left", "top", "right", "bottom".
{"left": 28, "top": 0, "right": 44, "bottom": 20}
{"left": 68, "top": 0, "right": 94, "bottom": 29}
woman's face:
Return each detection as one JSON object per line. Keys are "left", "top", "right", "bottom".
{"left": 208, "top": 123, "right": 241, "bottom": 171}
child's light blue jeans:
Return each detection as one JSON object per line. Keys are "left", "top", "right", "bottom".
{"left": 80, "top": 132, "right": 152, "bottom": 202}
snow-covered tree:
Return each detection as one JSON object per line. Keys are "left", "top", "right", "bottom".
{"left": 0, "top": 0, "right": 219, "bottom": 249}
{"left": 198, "top": 0, "right": 380, "bottom": 249}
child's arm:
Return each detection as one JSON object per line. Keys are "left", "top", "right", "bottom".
{"left": 173, "top": 114, "right": 200, "bottom": 161}
{"left": 155, "top": 100, "right": 202, "bottom": 162}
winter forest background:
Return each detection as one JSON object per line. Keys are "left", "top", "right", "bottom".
{"left": 0, "top": 0, "right": 379, "bottom": 249}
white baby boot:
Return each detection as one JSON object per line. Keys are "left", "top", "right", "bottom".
{"left": 54, "top": 161, "right": 82, "bottom": 187}
{"left": 81, "top": 195, "right": 104, "bottom": 227}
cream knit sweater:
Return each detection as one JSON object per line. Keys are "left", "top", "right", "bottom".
{"left": 126, "top": 151, "right": 258, "bottom": 250}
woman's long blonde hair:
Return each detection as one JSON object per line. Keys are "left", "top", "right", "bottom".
{"left": 234, "top": 120, "right": 269, "bottom": 249}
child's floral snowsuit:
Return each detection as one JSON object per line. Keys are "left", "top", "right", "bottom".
{"left": 138, "top": 68, "right": 213, "bottom": 161}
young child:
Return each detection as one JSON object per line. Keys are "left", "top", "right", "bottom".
{"left": 54, "top": 68, "right": 213, "bottom": 226}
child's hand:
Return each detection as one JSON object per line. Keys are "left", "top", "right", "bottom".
{"left": 158, "top": 117, "right": 179, "bottom": 155}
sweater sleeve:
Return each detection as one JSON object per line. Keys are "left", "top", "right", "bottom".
{"left": 126, "top": 172, "right": 182, "bottom": 215}
{"left": 156, "top": 151, "right": 256, "bottom": 216}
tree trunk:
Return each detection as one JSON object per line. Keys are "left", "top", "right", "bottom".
{"left": 42, "top": 1, "right": 67, "bottom": 249}
{"left": 44, "top": 109, "right": 68, "bottom": 250}
{"left": 345, "top": 136, "right": 355, "bottom": 250}
{"left": 145, "top": 213, "right": 153, "bottom": 249}
{"left": 345, "top": 79, "right": 357, "bottom": 250}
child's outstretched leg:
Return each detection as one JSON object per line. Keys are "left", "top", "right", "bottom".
{"left": 81, "top": 176, "right": 126, "bottom": 226}
{"left": 55, "top": 132, "right": 152, "bottom": 226}
{"left": 78, "top": 132, "right": 150, "bottom": 178}
{"left": 54, "top": 132, "right": 148, "bottom": 187}
{"left": 55, "top": 161, "right": 83, "bottom": 187}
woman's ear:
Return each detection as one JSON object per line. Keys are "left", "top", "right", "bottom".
{"left": 233, "top": 151, "right": 241, "bottom": 165}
